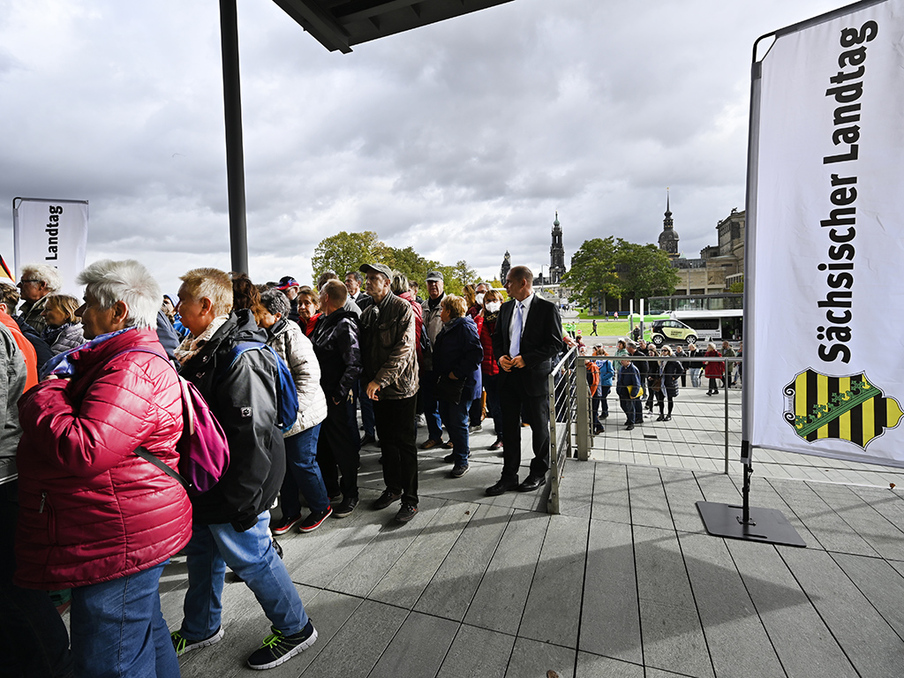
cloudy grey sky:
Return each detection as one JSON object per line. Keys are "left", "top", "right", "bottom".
{"left": 0, "top": 0, "right": 852, "bottom": 294}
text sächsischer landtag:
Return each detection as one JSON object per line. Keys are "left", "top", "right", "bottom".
{"left": 817, "top": 20, "right": 878, "bottom": 364}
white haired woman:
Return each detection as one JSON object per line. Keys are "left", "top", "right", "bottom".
{"left": 15, "top": 259, "right": 191, "bottom": 677}
{"left": 17, "top": 263, "right": 63, "bottom": 334}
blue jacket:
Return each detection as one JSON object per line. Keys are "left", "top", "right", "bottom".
{"left": 433, "top": 315, "right": 483, "bottom": 402}
{"left": 616, "top": 362, "right": 643, "bottom": 400}
{"left": 597, "top": 359, "right": 614, "bottom": 388}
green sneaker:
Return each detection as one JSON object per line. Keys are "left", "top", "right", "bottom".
{"left": 171, "top": 627, "right": 224, "bottom": 656}
{"left": 246, "top": 621, "right": 318, "bottom": 670}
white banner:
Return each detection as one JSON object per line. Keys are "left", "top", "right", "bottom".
{"left": 13, "top": 198, "right": 89, "bottom": 296}
{"left": 747, "top": 0, "right": 904, "bottom": 467}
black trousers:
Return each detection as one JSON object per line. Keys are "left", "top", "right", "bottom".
{"left": 373, "top": 395, "right": 419, "bottom": 505}
{"left": 317, "top": 399, "right": 361, "bottom": 500}
{"left": 499, "top": 371, "right": 550, "bottom": 481}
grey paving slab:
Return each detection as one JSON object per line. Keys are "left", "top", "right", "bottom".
{"left": 659, "top": 468, "right": 707, "bottom": 534}
{"left": 591, "top": 463, "right": 630, "bottom": 525}
{"left": 633, "top": 526, "right": 713, "bottom": 678}
{"left": 627, "top": 466, "right": 672, "bottom": 530}
{"left": 299, "top": 599, "right": 407, "bottom": 678}
{"left": 831, "top": 551, "right": 904, "bottom": 640}
{"left": 806, "top": 483, "right": 904, "bottom": 561}
{"left": 464, "top": 510, "right": 549, "bottom": 635}
{"left": 369, "top": 501, "right": 477, "bottom": 609}
{"left": 780, "top": 546, "right": 904, "bottom": 678}
{"left": 579, "top": 519, "right": 642, "bottom": 665}
{"left": 638, "top": 599, "right": 714, "bottom": 678}
{"left": 678, "top": 532, "right": 784, "bottom": 678}
{"left": 768, "top": 481, "right": 880, "bottom": 556}
{"left": 327, "top": 495, "right": 447, "bottom": 597}
{"left": 575, "top": 652, "right": 643, "bottom": 678}
{"left": 435, "top": 624, "right": 515, "bottom": 678}
{"left": 415, "top": 503, "right": 513, "bottom": 621}
{"left": 557, "top": 457, "right": 596, "bottom": 519}
{"left": 367, "top": 611, "right": 459, "bottom": 678}
{"left": 726, "top": 540, "right": 858, "bottom": 678}
{"left": 505, "top": 637, "right": 576, "bottom": 678}
{"left": 520, "top": 514, "right": 589, "bottom": 648}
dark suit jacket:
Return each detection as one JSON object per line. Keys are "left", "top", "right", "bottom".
{"left": 492, "top": 294, "right": 564, "bottom": 396}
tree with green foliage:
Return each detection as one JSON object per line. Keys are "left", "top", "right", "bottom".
{"left": 562, "top": 237, "right": 621, "bottom": 311}
{"left": 728, "top": 277, "right": 744, "bottom": 293}
{"left": 311, "top": 231, "right": 386, "bottom": 281}
{"left": 311, "top": 231, "right": 474, "bottom": 296}
{"left": 616, "top": 242, "right": 680, "bottom": 304}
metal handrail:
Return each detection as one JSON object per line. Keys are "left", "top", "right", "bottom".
{"left": 547, "top": 346, "right": 577, "bottom": 514}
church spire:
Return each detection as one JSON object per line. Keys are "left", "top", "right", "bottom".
{"left": 658, "top": 188, "right": 679, "bottom": 259}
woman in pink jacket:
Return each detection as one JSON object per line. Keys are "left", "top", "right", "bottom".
{"left": 15, "top": 259, "right": 191, "bottom": 678}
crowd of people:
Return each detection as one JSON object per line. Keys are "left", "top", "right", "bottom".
{"left": 1, "top": 259, "right": 569, "bottom": 677}
{"left": 581, "top": 337, "right": 741, "bottom": 432}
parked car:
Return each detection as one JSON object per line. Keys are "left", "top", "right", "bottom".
{"left": 650, "top": 319, "right": 697, "bottom": 346}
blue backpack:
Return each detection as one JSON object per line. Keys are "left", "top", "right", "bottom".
{"left": 226, "top": 342, "right": 299, "bottom": 433}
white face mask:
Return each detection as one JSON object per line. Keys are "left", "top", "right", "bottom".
{"left": 485, "top": 301, "right": 501, "bottom": 313}
{"left": 475, "top": 292, "right": 485, "bottom": 306}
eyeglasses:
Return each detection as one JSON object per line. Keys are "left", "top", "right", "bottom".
{"left": 17, "top": 279, "right": 40, "bottom": 286}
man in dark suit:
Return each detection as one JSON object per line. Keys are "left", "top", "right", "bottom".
{"left": 486, "top": 265, "right": 564, "bottom": 495}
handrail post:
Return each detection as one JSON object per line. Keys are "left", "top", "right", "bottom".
{"left": 576, "top": 356, "right": 590, "bottom": 460}
{"left": 724, "top": 356, "right": 730, "bottom": 474}
{"left": 547, "top": 369, "right": 560, "bottom": 514}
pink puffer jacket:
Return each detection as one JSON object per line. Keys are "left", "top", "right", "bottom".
{"left": 14, "top": 328, "right": 192, "bottom": 589}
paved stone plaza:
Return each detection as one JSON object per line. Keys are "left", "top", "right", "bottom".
{"left": 149, "top": 387, "right": 904, "bottom": 677}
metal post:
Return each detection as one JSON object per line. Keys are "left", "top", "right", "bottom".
{"left": 724, "top": 357, "right": 730, "bottom": 474}
{"left": 219, "top": 0, "right": 249, "bottom": 274}
{"left": 547, "top": 371, "right": 559, "bottom": 514}
{"left": 576, "top": 356, "right": 590, "bottom": 460}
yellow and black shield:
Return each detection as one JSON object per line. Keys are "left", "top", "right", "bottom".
{"left": 783, "top": 369, "right": 903, "bottom": 449}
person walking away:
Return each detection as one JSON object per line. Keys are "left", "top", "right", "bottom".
{"left": 721, "top": 340, "right": 736, "bottom": 389}
{"left": 171, "top": 267, "right": 317, "bottom": 670}
{"left": 258, "top": 288, "right": 332, "bottom": 534}
{"left": 616, "top": 358, "right": 643, "bottom": 431}
{"left": 704, "top": 343, "right": 724, "bottom": 396}
{"left": 657, "top": 345, "right": 684, "bottom": 421}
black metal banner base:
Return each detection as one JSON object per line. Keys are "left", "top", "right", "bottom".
{"left": 696, "top": 501, "right": 806, "bottom": 548}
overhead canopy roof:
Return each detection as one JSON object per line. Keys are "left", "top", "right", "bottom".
{"left": 272, "top": 0, "right": 516, "bottom": 53}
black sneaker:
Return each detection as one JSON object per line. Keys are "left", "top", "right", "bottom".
{"left": 333, "top": 497, "right": 359, "bottom": 518}
{"left": 450, "top": 464, "right": 469, "bottom": 478}
{"left": 246, "top": 621, "right": 318, "bottom": 670}
{"left": 172, "top": 627, "right": 224, "bottom": 656}
{"left": 373, "top": 489, "right": 402, "bottom": 510}
{"left": 442, "top": 453, "right": 456, "bottom": 463}
{"left": 395, "top": 504, "right": 418, "bottom": 523}
{"left": 271, "top": 514, "right": 301, "bottom": 536}
{"left": 298, "top": 507, "right": 332, "bottom": 533}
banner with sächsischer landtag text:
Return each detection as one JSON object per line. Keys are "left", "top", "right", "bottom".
{"left": 747, "top": 0, "right": 904, "bottom": 468}
{"left": 13, "top": 198, "right": 88, "bottom": 296}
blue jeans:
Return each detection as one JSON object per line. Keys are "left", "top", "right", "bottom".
{"left": 440, "top": 397, "right": 472, "bottom": 466}
{"left": 70, "top": 561, "right": 177, "bottom": 678}
{"left": 357, "top": 379, "right": 376, "bottom": 438}
{"left": 482, "top": 372, "right": 502, "bottom": 438}
{"left": 280, "top": 425, "right": 329, "bottom": 516}
{"left": 421, "top": 372, "right": 444, "bottom": 442}
{"left": 180, "top": 512, "right": 309, "bottom": 641}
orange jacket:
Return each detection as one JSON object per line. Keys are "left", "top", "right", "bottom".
{"left": 0, "top": 310, "right": 37, "bottom": 391}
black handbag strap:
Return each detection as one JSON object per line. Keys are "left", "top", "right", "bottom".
{"left": 135, "top": 446, "right": 188, "bottom": 490}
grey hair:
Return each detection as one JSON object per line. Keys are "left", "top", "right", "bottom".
{"left": 76, "top": 260, "right": 161, "bottom": 329}
{"left": 626, "top": 340, "right": 637, "bottom": 349}
{"left": 390, "top": 271, "right": 409, "bottom": 295}
{"left": 260, "top": 288, "right": 290, "bottom": 318}
{"left": 21, "top": 263, "right": 63, "bottom": 293}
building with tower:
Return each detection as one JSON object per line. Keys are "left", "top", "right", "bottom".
{"left": 500, "top": 250, "right": 511, "bottom": 284}
{"left": 658, "top": 193, "right": 680, "bottom": 260}
{"left": 549, "top": 212, "right": 566, "bottom": 283}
